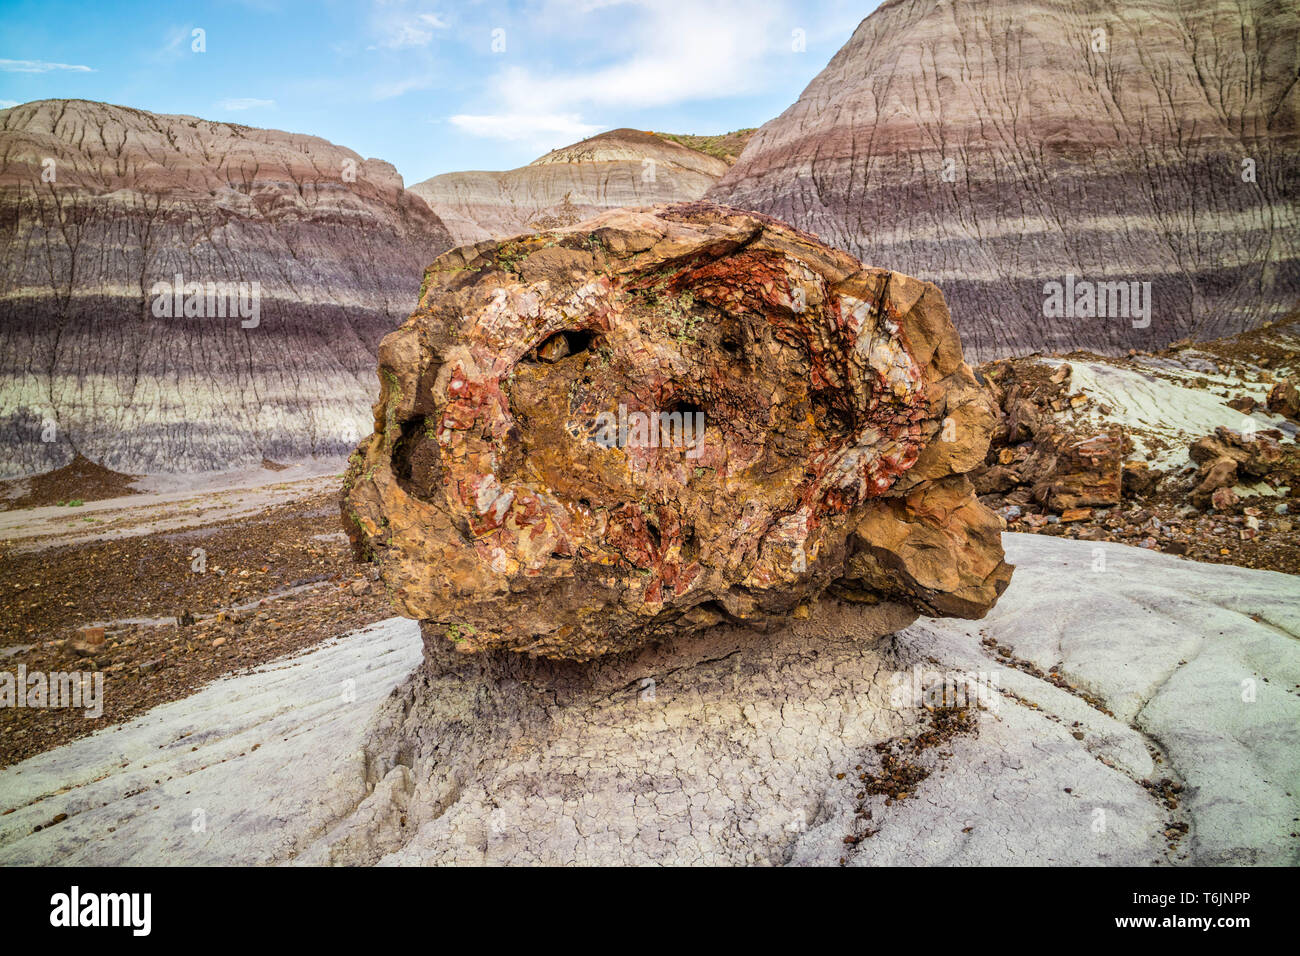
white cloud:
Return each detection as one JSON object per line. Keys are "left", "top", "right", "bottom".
{"left": 218, "top": 97, "right": 275, "bottom": 111}
{"left": 480, "top": 0, "right": 787, "bottom": 114}
{"left": 0, "top": 100, "right": 19, "bottom": 109}
{"left": 372, "top": 75, "right": 433, "bottom": 100}
{"left": 371, "top": 7, "right": 449, "bottom": 49}
{"left": 449, "top": 113, "right": 603, "bottom": 144}
{"left": 0, "top": 58, "right": 94, "bottom": 73}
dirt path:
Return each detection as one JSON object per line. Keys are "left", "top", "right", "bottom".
{"left": 0, "top": 476, "right": 397, "bottom": 768}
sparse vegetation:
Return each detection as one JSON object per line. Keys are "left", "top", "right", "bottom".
{"left": 655, "top": 129, "right": 757, "bottom": 165}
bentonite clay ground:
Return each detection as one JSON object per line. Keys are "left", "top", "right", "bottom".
{"left": 0, "top": 476, "right": 392, "bottom": 767}
{"left": 2, "top": 459, "right": 1299, "bottom": 866}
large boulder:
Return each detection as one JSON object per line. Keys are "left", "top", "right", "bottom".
{"left": 343, "top": 202, "right": 1011, "bottom": 659}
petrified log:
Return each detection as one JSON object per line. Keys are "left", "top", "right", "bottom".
{"left": 343, "top": 202, "right": 1011, "bottom": 659}
{"left": 1268, "top": 379, "right": 1300, "bottom": 422}
{"left": 1030, "top": 431, "right": 1125, "bottom": 511}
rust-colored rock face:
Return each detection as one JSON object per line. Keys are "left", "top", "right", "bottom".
{"left": 343, "top": 203, "right": 1011, "bottom": 659}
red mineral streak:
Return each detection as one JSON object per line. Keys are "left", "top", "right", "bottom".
{"left": 343, "top": 203, "right": 1011, "bottom": 658}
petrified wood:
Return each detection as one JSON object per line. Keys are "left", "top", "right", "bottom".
{"left": 343, "top": 203, "right": 1011, "bottom": 658}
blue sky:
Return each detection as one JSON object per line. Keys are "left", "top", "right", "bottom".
{"left": 0, "top": 0, "right": 879, "bottom": 185}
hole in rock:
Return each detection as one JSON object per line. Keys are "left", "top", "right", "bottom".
{"left": 717, "top": 315, "right": 748, "bottom": 359}
{"left": 681, "top": 527, "right": 700, "bottom": 563}
{"left": 697, "top": 600, "right": 734, "bottom": 622}
{"left": 662, "top": 398, "right": 705, "bottom": 419}
{"left": 811, "top": 391, "right": 855, "bottom": 437}
{"left": 391, "top": 415, "right": 443, "bottom": 500}
{"left": 526, "top": 329, "right": 597, "bottom": 363}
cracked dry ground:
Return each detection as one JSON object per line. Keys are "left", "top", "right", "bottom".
{"left": 831, "top": 665, "right": 1191, "bottom": 865}
{"left": 0, "top": 486, "right": 392, "bottom": 767}
{"left": 1, "top": 527, "right": 1294, "bottom": 863}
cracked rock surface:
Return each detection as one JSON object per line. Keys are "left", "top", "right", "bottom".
{"left": 343, "top": 201, "right": 1010, "bottom": 659}
{"left": 2, "top": 534, "right": 1295, "bottom": 866}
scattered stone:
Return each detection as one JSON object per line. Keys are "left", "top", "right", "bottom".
{"left": 1192, "top": 457, "right": 1239, "bottom": 506}
{"left": 1121, "top": 460, "right": 1159, "bottom": 497}
{"left": 1267, "top": 378, "right": 1300, "bottom": 421}
{"left": 1190, "top": 427, "right": 1284, "bottom": 478}
{"left": 1211, "top": 487, "right": 1239, "bottom": 510}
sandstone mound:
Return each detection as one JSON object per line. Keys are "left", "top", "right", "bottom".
{"left": 410, "top": 128, "right": 733, "bottom": 246}
{"left": 707, "top": 0, "right": 1300, "bottom": 358}
{"left": 342, "top": 202, "right": 1011, "bottom": 659}
{"left": 0, "top": 454, "right": 139, "bottom": 511}
{"left": 0, "top": 99, "right": 454, "bottom": 477}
